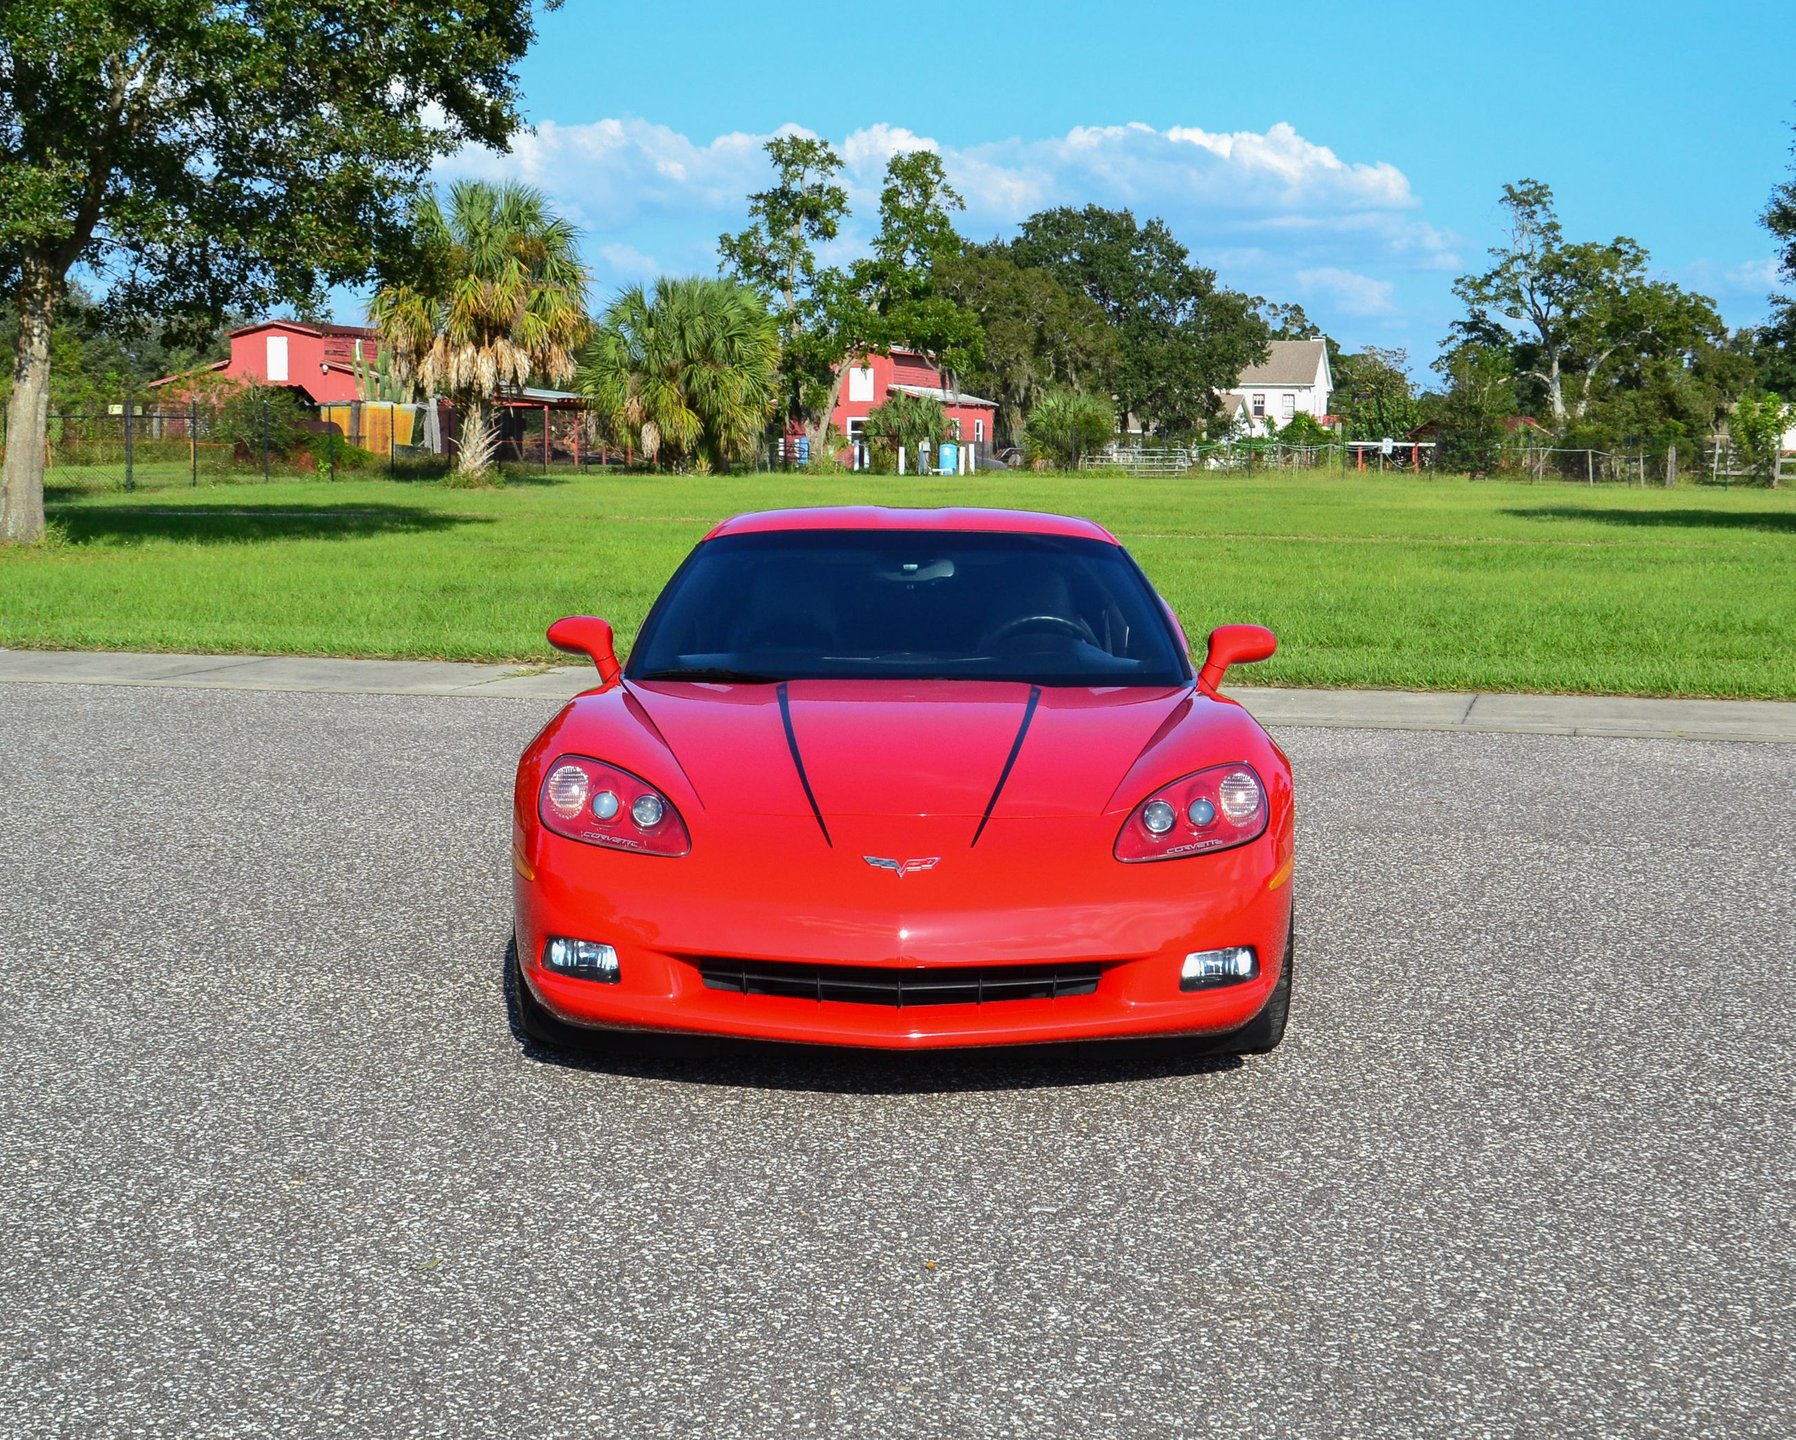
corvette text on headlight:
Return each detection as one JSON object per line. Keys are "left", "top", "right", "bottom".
{"left": 1115, "top": 763, "right": 1269, "bottom": 863}
{"left": 539, "top": 755, "right": 691, "bottom": 857}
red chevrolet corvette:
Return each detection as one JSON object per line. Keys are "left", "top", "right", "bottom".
{"left": 511, "top": 506, "right": 1294, "bottom": 1053}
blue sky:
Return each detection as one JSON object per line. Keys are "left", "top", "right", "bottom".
{"left": 435, "top": 0, "right": 1794, "bottom": 372}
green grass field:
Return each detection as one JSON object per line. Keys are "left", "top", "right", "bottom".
{"left": 5, "top": 469, "right": 1794, "bottom": 697}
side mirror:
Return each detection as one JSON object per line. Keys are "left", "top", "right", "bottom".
{"left": 1198, "top": 624, "right": 1277, "bottom": 691}
{"left": 547, "top": 615, "right": 621, "bottom": 686}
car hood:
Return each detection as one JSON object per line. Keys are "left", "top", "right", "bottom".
{"left": 620, "top": 678, "right": 1198, "bottom": 820}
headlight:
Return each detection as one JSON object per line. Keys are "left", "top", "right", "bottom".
{"left": 538, "top": 755, "right": 691, "bottom": 857}
{"left": 1115, "top": 762, "right": 1268, "bottom": 863}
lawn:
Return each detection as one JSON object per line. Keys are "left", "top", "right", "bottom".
{"left": 5, "top": 468, "right": 1794, "bottom": 698}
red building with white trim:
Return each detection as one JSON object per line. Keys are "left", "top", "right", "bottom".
{"left": 150, "top": 320, "right": 382, "bottom": 405}
{"left": 831, "top": 348, "right": 998, "bottom": 455}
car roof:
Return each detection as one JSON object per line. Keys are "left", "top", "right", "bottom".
{"left": 703, "top": 507, "right": 1119, "bottom": 543}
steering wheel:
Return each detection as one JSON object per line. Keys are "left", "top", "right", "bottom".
{"left": 978, "top": 613, "right": 1098, "bottom": 649}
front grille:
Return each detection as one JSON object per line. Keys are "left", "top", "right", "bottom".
{"left": 697, "top": 958, "right": 1102, "bottom": 1008}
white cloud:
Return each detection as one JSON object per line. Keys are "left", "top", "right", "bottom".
{"left": 435, "top": 115, "right": 1459, "bottom": 344}
{"left": 841, "top": 123, "right": 938, "bottom": 176}
{"left": 596, "top": 242, "right": 661, "bottom": 283}
{"left": 1725, "top": 257, "right": 1782, "bottom": 292}
{"left": 442, "top": 116, "right": 779, "bottom": 231}
{"left": 1297, "top": 267, "right": 1397, "bottom": 317}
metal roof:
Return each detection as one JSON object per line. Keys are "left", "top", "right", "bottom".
{"left": 497, "top": 386, "right": 584, "bottom": 407}
{"left": 886, "top": 382, "right": 999, "bottom": 408}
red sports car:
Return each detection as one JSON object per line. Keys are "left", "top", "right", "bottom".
{"left": 511, "top": 507, "right": 1294, "bottom": 1053}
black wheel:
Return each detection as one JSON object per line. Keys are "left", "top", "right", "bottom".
{"left": 509, "top": 933, "right": 592, "bottom": 1052}
{"left": 1228, "top": 921, "right": 1294, "bottom": 1055}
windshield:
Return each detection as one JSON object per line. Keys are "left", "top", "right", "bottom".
{"left": 627, "top": 530, "right": 1190, "bottom": 687}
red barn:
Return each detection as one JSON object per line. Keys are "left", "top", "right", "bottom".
{"left": 151, "top": 320, "right": 382, "bottom": 406}
{"left": 831, "top": 348, "right": 998, "bottom": 460}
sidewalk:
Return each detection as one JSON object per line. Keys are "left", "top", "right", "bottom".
{"left": 4, "top": 648, "right": 1794, "bottom": 744}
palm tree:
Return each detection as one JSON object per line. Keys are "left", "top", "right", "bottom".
{"left": 369, "top": 180, "right": 588, "bottom": 477}
{"left": 1024, "top": 388, "right": 1117, "bottom": 470}
{"left": 577, "top": 277, "right": 779, "bottom": 471}
{"left": 863, "top": 390, "right": 951, "bottom": 472}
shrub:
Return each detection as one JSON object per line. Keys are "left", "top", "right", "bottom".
{"left": 1728, "top": 394, "right": 1788, "bottom": 486}
{"left": 1024, "top": 389, "right": 1114, "bottom": 469}
{"left": 1274, "top": 412, "right": 1334, "bottom": 447}
{"left": 212, "top": 383, "right": 310, "bottom": 457}
{"left": 863, "top": 391, "right": 952, "bottom": 473}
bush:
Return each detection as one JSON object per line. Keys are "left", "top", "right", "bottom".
{"left": 299, "top": 429, "right": 381, "bottom": 474}
{"left": 1274, "top": 412, "right": 1334, "bottom": 447}
{"left": 1024, "top": 389, "right": 1114, "bottom": 468}
{"left": 1728, "top": 394, "right": 1788, "bottom": 486}
{"left": 211, "top": 383, "right": 310, "bottom": 457}
{"left": 863, "top": 391, "right": 952, "bottom": 473}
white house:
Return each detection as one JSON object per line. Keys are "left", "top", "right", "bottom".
{"left": 1220, "top": 339, "right": 1334, "bottom": 437}
{"left": 1211, "top": 391, "right": 1253, "bottom": 435}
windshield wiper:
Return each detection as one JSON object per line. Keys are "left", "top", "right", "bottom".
{"left": 633, "top": 666, "right": 784, "bottom": 684}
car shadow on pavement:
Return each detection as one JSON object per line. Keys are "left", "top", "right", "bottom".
{"left": 500, "top": 938, "right": 1245, "bottom": 1094}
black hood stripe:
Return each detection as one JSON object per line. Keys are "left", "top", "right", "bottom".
{"left": 970, "top": 685, "right": 1042, "bottom": 848}
{"left": 777, "top": 682, "right": 832, "bottom": 847}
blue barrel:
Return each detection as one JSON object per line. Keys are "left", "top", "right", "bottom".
{"left": 937, "top": 441, "right": 958, "bottom": 474}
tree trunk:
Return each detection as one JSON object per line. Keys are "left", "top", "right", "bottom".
{"left": 1544, "top": 352, "right": 1566, "bottom": 427}
{"left": 1, "top": 254, "right": 63, "bottom": 545}
{"left": 804, "top": 361, "right": 852, "bottom": 457}
{"left": 455, "top": 395, "right": 499, "bottom": 475}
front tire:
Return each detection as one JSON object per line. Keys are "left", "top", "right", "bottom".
{"left": 1228, "top": 923, "right": 1293, "bottom": 1055}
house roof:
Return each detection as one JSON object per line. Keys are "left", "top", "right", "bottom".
{"left": 146, "top": 360, "right": 229, "bottom": 388}
{"left": 227, "top": 320, "right": 379, "bottom": 340}
{"left": 887, "top": 382, "right": 998, "bottom": 408}
{"left": 1236, "top": 339, "right": 1328, "bottom": 387}
{"left": 496, "top": 386, "right": 583, "bottom": 408}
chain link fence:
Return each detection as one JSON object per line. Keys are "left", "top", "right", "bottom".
{"left": 1078, "top": 438, "right": 1771, "bottom": 487}
{"left": 7, "top": 398, "right": 460, "bottom": 495}
{"left": 16, "top": 402, "right": 1778, "bottom": 490}
{"left": 1085, "top": 442, "right": 1431, "bottom": 475}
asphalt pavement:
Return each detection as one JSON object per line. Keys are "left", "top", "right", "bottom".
{"left": 1, "top": 681, "right": 1791, "bottom": 1438}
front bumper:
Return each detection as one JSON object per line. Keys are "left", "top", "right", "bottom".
{"left": 513, "top": 812, "right": 1293, "bottom": 1050}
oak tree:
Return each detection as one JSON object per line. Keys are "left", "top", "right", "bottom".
{"left": 935, "top": 244, "right": 1117, "bottom": 444}
{"left": 718, "top": 135, "right": 850, "bottom": 431}
{"left": 1011, "top": 205, "right": 1268, "bottom": 437}
{"left": 1451, "top": 180, "right": 1719, "bottom": 431}
{"left": 0, "top": 0, "right": 556, "bottom": 542}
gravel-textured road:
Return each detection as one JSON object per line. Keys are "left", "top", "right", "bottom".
{"left": 1, "top": 682, "right": 1790, "bottom": 1439}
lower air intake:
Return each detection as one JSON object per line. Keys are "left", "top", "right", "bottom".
{"left": 698, "top": 959, "right": 1101, "bottom": 1008}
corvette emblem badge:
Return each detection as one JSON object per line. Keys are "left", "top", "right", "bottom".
{"left": 863, "top": 855, "right": 940, "bottom": 878}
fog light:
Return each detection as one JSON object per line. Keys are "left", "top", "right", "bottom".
{"left": 1180, "top": 946, "right": 1257, "bottom": 990}
{"left": 543, "top": 937, "right": 621, "bottom": 983}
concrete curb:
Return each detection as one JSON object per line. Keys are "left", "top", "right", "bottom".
{"left": 4, "top": 648, "right": 1795, "bottom": 744}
